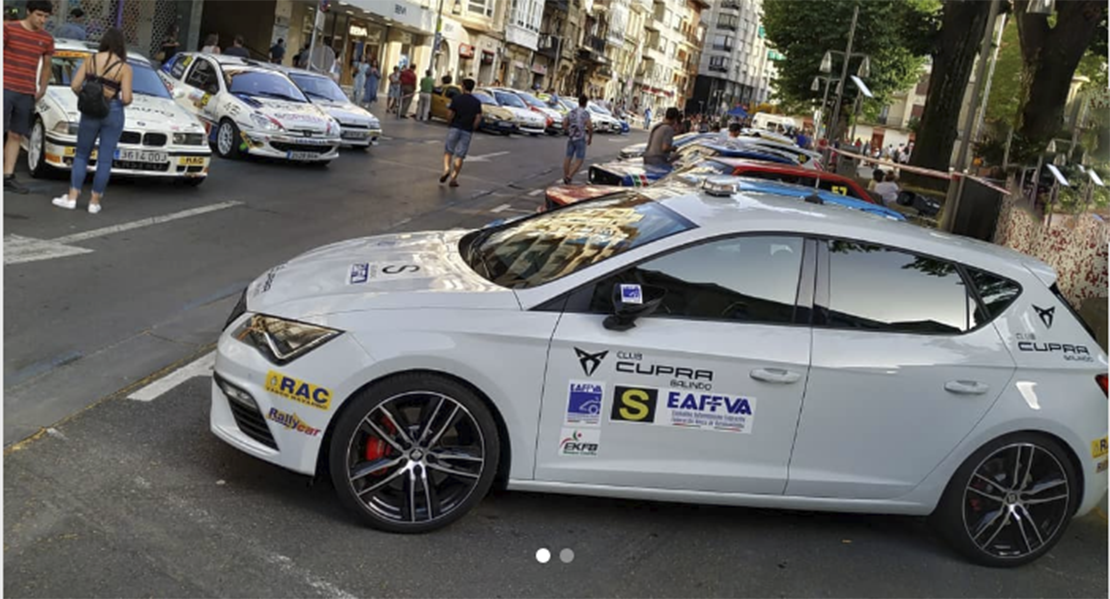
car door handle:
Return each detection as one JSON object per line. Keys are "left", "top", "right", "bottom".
{"left": 750, "top": 368, "right": 802, "bottom": 384}
{"left": 945, "top": 380, "right": 990, "bottom": 395}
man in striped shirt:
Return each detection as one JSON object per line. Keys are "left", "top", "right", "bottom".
{"left": 4, "top": 0, "right": 54, "bottom": 194}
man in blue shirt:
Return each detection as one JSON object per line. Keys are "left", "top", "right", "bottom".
{"left": 54, "top": 7, "right": 85, "bottom": 40}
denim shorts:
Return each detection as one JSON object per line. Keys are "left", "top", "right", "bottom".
{"left": 445, "top": 127, "right": 473, "bottom": 158}
{"left": 566, "top": 138, "right": 587, "bottom": 160}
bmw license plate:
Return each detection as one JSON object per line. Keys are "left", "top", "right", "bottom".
{"left": 115, "top": 148, "right": 167, "bottom": 163}
{"left": 286, "top": 151, "right": 318, "bottom": 161}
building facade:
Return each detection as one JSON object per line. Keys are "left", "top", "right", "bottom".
{"left": 691, "top": 0, "right": 775, "bottom": 115}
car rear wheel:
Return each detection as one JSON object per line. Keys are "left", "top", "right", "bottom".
{"left": 931, "top": 433, "right": 1078, "bottom": 567}
{"left": 27, "top": 118, "right": 56, "bottom": 178}
{"left": 329, "top": 373, "right": 500, "bottom": 533}
{"left": 215, "top": 119, "right": 242, "bottom": 160}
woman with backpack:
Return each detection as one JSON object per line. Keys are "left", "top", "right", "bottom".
{"left": 52, "top": 28, "right": 132, "bottom": 214}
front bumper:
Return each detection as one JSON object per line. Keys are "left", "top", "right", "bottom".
{"left": 479, "top": 120, "right": 516, "bottom": 134}
{"left": 241, "top": 130, "right": 341, "bottom": 162}
{"left": 210, "top": 317, "right": 373, "bottom": 476}
{"left": 518, "top": 124, "right": 546, "bottom": 135}
{"left": 44, "top": 134, "right": 211, "bottom": 179}
{"left": 339, "top": 125, "right": 382, "bottom": 147}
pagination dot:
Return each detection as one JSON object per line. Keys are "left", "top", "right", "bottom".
{"left": 535, "top": 548, "right": 551, "bottom": 564}
{"left": 560, "top": 548, "right": 575, "bottom": 563}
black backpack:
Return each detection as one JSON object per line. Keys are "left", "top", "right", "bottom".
{"left": 77, "top": 55, "right": 123, "bottom": 119}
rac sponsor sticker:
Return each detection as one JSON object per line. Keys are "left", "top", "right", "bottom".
{"left": 1092, "top": 437, "right": 1108, "bottom": 459}
{"left": 565, "top": 381, "right": 604, "bottom": 426}
{"left": 559, "top": 428, "right": 600, "bottom": 457}
{"left": 264, "top": 370, "right": 331, "bottom": 410}
{"left": 266, "top": 407, "right": 322, "bottom": 436}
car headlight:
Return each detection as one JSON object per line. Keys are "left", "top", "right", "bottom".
{"left": 52, "top": 121, "right": 79, "bottom": 135}
{"left": 326, "top": 119, "right": 340, "bottom": 136}
{"left": 368, "top": 119, "right": 380, "bottom": 129}
{"left": 172, "top": 132, "right": 206, "bottom": 146}
{"left": 232, "top": 313, "right": 341, "bottom": 365}
{"left": 250, "top": 113, "right": 282, "bottom": 131}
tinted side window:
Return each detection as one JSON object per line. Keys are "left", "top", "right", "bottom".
{"left": 588, "top": 236, "right": 805, "bottom": 325}
{"left": 967, "top": 268, "right": 1021, "bottom": 327}
{"left": 185, "top": 60, "right": 214, "bottom": 89}
{"left": 826, "top": 240, "right": 972, "bottom": 334}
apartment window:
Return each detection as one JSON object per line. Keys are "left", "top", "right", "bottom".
{"left": 709, "top": 55, "right": 729, "bottom": 73}
{"left": 718, "top": 13, "right": 738, "bottom": 31}
{"left": 712, "top": 34, "right": 734, "bottom": 52}
{"left": 469, "top": 0, "right": 494, "bottom": 17}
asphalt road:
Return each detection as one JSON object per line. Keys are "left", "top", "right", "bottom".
{"left": 4, "top": 119, "right": 1108, "bottom": 597}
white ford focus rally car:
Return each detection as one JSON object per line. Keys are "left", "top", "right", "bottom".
{"left": 212, "top": 185, "right": 1107, "bottom": 567}
{"left": 26, "top": 41, "right": 212, "bottom": 184}
{"left": 159, "top": 53, "right": 341, "bottom": 163}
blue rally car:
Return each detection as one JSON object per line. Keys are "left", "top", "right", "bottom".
{"left": 590, "top": 142, "right": 798, "bottom": 187}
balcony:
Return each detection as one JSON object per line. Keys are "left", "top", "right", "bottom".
{"left": 537, "top": 34, "right": 559, "bottom": 59}
{"left": 720, "top": 0, "right": 741, "bottom": 9}
{"left": 544, "top": 0, "right": 569, "bottom": 11}
{"left": 716, "top": 22, "right": 737, "bottom": 32}
{"left": 711, "top": 43, "right": 733, "bottom": 53}
{"left": 587, "top": 34, "right": 606, "bottom": 53}
{"left": 708, "top": 63, "right": 729, "bottom": 73}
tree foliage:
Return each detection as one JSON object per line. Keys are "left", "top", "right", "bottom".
{"left": 762, "top": 0, "right": 937, "bottom": 119}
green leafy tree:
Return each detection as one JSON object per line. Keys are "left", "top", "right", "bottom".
{"left": 762, "top": 0, "right": 936, "bottom": 135}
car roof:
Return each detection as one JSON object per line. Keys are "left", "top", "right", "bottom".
{"left": 715, "top": 158, "right": 850, "bottom": 180}
{"left": 183, "top": 53, "right": 275, "bottom": 73}
{"left": 53, "top": 38, "right": 152, "bottom": 65}
{"left": 637, "top": 185, "right": 1050, "bottom": 279}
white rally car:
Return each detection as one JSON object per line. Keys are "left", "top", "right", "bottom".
{"left": 158, "top": 53, "right": 341, "bottom": 164}
{"left": 587, "top": 101, "right": 622, "bottom": 133}
{"left": 484, "top": 88, "right": 547, "bottom": 135}
{"left": 212, "top": 185, "right": 1107, "bottom": 567}
{"left": 267, "top": 65, "right": 382, "bottom": 149}
{"left": 26, "top": 41, "right": 212, "bottom": 185}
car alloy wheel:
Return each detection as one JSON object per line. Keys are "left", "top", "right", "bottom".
{"left": 216, "top": 120, "right": 241, "bottom": 159}
{"left": 27, "top": 119, "right": 51, "bottom": 178}
{"left": 934, "top": 433, "right": 1077, "bottom": 567}
{"left": 330, "top": 374, "right": 500, "bottom": 533}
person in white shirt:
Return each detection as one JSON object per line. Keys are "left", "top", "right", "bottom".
{"left": 873, "top": 170, "right": 901, "bottom": 207}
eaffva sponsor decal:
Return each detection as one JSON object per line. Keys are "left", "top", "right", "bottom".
{"left": 665, "top": 391, "right": 756, "bottom": 434}
{"left": 266, "top": 407, "right": 322, "bottom": 437}
{"left": 559, "top": 428, "right": 600, "bottom": 457}
{"left": 264, "top": 370, "right": 332, "bottom": 410}
{"left": 566, "top": 381, "right": 604, "bottom": 426}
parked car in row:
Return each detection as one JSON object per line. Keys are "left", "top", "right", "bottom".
{"left": 266, "top": 64, "right": 382, "bottom": 149}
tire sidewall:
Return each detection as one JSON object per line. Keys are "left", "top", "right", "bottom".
{"left": 216, "top": 119, "right": 240, "bottom": 159}
{"left": 932, "top": 432, "right": 1079, "bottom": 567}
{"left": 328, "top": 373, "right": 501, "bottom": 534}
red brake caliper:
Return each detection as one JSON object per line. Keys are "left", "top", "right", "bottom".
{"left": 365, "top": 417, "right": 396, "bottom": 475}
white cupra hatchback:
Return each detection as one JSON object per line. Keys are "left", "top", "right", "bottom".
{"left": 211, "top": 184, "right": 1108, "bottom": 567}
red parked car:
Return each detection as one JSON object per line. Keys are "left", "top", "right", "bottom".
{"left": 545, "top": 158, "right": 874, "bottom": 211}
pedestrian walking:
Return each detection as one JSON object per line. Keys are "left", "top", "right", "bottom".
{"left": 201, "top": 33, "right": 220, "bottom": 54}
{"left": 293, "top": 42, "right": 310, "bottom": 68}
{"left": 51, "top": 28, "right": 132, "bottom": 214}
{"left": 643, "top": 107, "right": 681, "bottom": 167}
{"left": 417, "top": 69, "right": 435, "bottom": 121}
{"left": 3, "top": 0, "right": 54, "bottom": 195}
{"left": 440, "top": 78, "right": 482, "bottom": 188}
{"left": 55, "top": 7, "right": 86, "bottom": 40}
{"left": 269, "top": 38, "right": 285, "bottom": 64}
{"left": 364, "top": 59, "right": 381, "bottom": 106}
{"left": 562, "top": 94, "right": 593, "bottom": 184}
{"left": 399, "top": 65, "right": 417, "bottom": 118}
{"left": 156, "top": 25, "right": 180, "bottom": 63}
{"left": 224, "top": 34, "right": 250, "bottom": 58}
{"left": 387, "top": 66, "right": 401, "bottom": 114}
{"left": 643, "top": 106, "right": 652, "bottom": 130}
{"left": 352, "top": 59, "right": 368, "bottom": 105}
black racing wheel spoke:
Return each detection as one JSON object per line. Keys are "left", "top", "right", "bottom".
{"left": 350, "top": 456, "right": 405, "bottom": 483}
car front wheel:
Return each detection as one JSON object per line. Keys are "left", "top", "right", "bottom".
{"left": 215, "top": 119, "right": 242, "bottom": 160}
{"left": 932, "top": 433, "right": 1079, "bottom": 567}
{"left": 27, "top": 118, "right": 55, "bottom": 178}
{"left": 329, "top": 373, "right": 500, "bottom": 533}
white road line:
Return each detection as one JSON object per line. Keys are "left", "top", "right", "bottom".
{"left": 491, "top": 203, "right": 512, "bottom": 213}
{"left": 54, "top": 201, "right": 244, "bottom": 244}
{"left": 528, "top": 188, "right": 543, "bottom": 196}
{"left": 467, "top": 151, "right": 510, "bottom": 162}
{"left": 129, "top": 352, "right": 215, "bottom": 402}
{"left": 4, "top": 234, "right": 94, "bottom": 265}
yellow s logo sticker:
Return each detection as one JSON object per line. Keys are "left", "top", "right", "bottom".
{"left": 611, "top": 386, "right": 658, "bottom": 423}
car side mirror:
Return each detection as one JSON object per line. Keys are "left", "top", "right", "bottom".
{"left": 603, "top": 283, "right": 665, "bottom": 332}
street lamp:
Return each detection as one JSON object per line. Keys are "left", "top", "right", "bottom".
{"left": 822, "top": 4, "right": 871, "bottom": 145}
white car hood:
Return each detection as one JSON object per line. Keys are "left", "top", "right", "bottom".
{"left": 314, "top": 99, "right": 379, "bottom": 126}
{"left": 46, "top": 87, "right": 205, "bottom": 133}
{"left": 240, "top": 95, "right": 331, "bottom": 132}
{"left": 505, "top": 106, "right": 545, "bottom": 126}
{"left": 246, "top": 230, "right": 518, "bottom": 318}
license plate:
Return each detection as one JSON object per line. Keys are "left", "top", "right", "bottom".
{"left": 286, "top": 151, "right": 319, "bottom": 161}
{"left": 179, "top": 156, "right": 207, "bottom": 166}
{"left": 342, "top": 130, "right": 369, "bottom": 139}
{"left": 115, "top": 148, "right": 167, "bottom": 163}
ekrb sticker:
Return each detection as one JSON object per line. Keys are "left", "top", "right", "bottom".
{"left": 265, "top": 370, "right": 332, "bottom": 410}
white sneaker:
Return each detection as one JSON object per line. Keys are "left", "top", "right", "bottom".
{"left": 87, "top": 202, "right": 102, "bottom": 214}
{"left": 51, "top": 195, "right": 76, "bottom": 209}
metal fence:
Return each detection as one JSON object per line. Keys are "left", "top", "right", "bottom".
{"left": 44, "top": 0, "right": 179, "bottom": 59}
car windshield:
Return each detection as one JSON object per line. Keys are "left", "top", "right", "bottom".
{"left": 588, "top": 103, "right": 612, "bottom": 116}
{"left": 290, "top": 73, "right": 348, "bottom": 102}
{"left": 656, "top": 160, "right": 734, "bottom": 186}
{"left": 461, "top": 194, "right": 697, "bottom": 289}
{"left": 494, "top": 91, "right": 526, "bottom": 108}
{"left": 473, "top": 92, "right": 498, "bottom": 106}
{"left": 515, "top": 91, "right": 545, "bottom": 108}
{"left": 226, "top": 69, "right": 307, "bottom": 102}
{"left": 47, "top": 52, "right": 171, "bottom": 99}
{"left": 559, "top": 99, "right": 576, "bottom": 111}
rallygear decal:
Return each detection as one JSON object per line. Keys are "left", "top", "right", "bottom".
{"left": 252, "top": 264, "right": 286, "bottom": 297}
{"left": 609, "top": 385, "right": 757, "bottom": 433}
{"left": 558, "top": 428, "right": 600, "bottom": 457}
{"left": 574, "top": 347, "right": 608, "bottom": 377}
{"left": 264, "top": 370, "right": 331, "bottom": 410}
{"left": 266, "top": 407, "right": 322, "bottom": 437}
{"left": 1092, "top": 437, "right": 1108, "bottom": 459}
{"left": 565, "top": 381, "right": 604, "bottom": 426}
